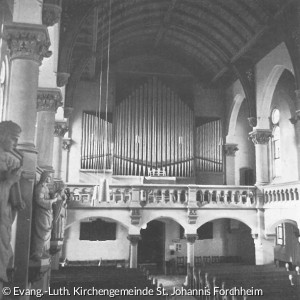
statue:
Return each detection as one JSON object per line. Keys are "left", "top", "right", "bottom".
{"left": 0, "top": 121, "right": 23, "bottom": 289}
{"left": 51, "top": 185, "right": 67, "bottom": 241}
{"left": 30, "top": 171, "right": 58, "bottom": 260}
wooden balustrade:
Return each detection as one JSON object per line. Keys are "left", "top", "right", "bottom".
{"left": 263, "top": 182, "right": 300, "bottom": 204}
{"left": 66, "top": 183, "right": 256, "bottom": 208}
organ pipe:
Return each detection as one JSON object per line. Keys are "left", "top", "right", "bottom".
{"left": 195, "top": 120, "right": 223, "bottom": 173}
{"left": 81, "top": 112, "right": 112, "bottom": 170}
{"left": 113, "top": 77, "right": 194, "bottom": 177}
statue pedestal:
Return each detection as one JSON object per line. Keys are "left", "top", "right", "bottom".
{"left": 29, "top": 258, "right": 51, "bottom": 292}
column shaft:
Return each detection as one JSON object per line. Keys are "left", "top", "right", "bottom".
{"left": 128, "top": 235, "right": 140, "bottom": 268}
{"left": 224, "top": 144, "right": 238, "bottom": 185}
{"left": 249, "top": 129, "right": 272, "bottom": 185}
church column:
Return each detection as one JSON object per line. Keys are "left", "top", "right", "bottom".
{"left": 253, "top": 234, "right": 276, "bottom": 265}
{"left": 249, "top": 129, "right": 272, "bottom": 185}
{"left": 186, "top": 234, "right": 197, "bottom": 268}
{"left": 3, "top": 9, "right": 51, "bottom": 296}
{"left": 53, "top": 122, "right": 68, "bottom": 180}
{"left": 36, "top": 88, "right": 62, "bottom": 172}
{"left": 127, "top": 235, "right": 141, "bottom": 268}
{"left": 223, "top": 144, "right": 238, "bottom": 185}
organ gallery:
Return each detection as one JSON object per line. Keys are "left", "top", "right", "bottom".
{"left": 1, "top": 1, "right": 300, "bottom": 299}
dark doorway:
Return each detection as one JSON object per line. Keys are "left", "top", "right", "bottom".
{"left": 138, "top": 220, "right": 165, "bottom": 271}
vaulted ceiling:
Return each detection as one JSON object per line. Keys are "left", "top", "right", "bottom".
{"left": 59, "top": 0, "right": 295, "bottom": 87}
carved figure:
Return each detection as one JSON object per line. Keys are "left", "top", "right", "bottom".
{"left": 0, "top": 121, "right": 23, "bottom": 287}
{"left": 51, "top": 186, "right": 67, "bottom": 241}
{"left": 31, "top": 171, "right": 58, "bottom": 260}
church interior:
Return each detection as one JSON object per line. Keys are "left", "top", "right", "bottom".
{"left": 1, "top": 0, "right": 300, "bottom": 299}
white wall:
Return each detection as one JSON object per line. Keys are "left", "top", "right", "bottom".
{"left": 63, "top": 220, "right": 129, "bottom": 261}
{"left": 234, "top": 101, "right": 256, "bottom": 185}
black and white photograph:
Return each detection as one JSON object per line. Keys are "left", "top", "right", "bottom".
{"left": 0, "top": 0, "right": 300, "bottom": 299}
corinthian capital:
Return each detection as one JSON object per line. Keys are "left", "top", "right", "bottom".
{"left": 3, "top": 23, "right": 51, "bottom": 64}
{"left": 54, "top": 122, "right": 68, "bottom": 137}
{"left": 249, "top": 129, "right": 272, "bottom": 145}
{"left": 37, "top": 88, "right": 62, "bottom": 112}
{"left": 223, "top": 144, "right": 239, "bottom": 157}
{"left": 43, "top": 1, "right": 62, "bottom": 27}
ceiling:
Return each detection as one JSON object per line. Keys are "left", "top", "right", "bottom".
{"left": 59, "top": 0, "right": 295, "bottom": 87}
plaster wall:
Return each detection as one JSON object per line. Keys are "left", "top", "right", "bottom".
{"left": 68, "top": 76, "right": 115, "bottom": 182}
{"left": 64, "top": 220, "right": 130, "bottom": 261}
{"left": 256, "top": 43, "right": 294, "bottom": 127}
{"left": 269, "top": 73, "right": 298, "bottom": 182}
{"left": 234, "top": 101, "right": 256, "bottom": 185}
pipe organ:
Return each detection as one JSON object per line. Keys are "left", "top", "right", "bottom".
{"left": 81, "top": 112, "right": 112, "bottom": 170}
{"left": 80, "top": 77, "right": 224, "bottom": 177}
{"left": 113, "top": 77, "right": 194, "bottom": 176}
{"left": 195, "top": 120, "right": 223, "bottom": 173}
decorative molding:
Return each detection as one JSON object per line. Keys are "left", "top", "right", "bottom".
{"left": 64, "top": 106, "right": 74, "bottom": 119}
{"left": 127, "top": 235, "right": 141, "bottom": 245}
{"left": 42, "top": 3, "right": 62, "bottom": 27}
{"left": 57, "top": 72, "right": 70, "bottom": 87}
{"left": 62, "top": 138, "right": 72, "bottom": 151}
{"left": 54, "top": 122, "right": 68, "bottom": 137}
{"left": 223, "top": 144, "right": 239, "bottom": 157}
{"left": 3, "top": 23, "right": 51, "bottom": 64}
{"left": 185, "top": 234, "right": 198, "bottom": 244}
{"left": 130, "top": 209, "right": 141, "bottom": 225}
{"left": 37, "top": 88, "right": 63, "bottom": 112}
{"left": 249, "top": 129, "right": 272, "bottom": 145}
{"left": 248, "top": 117, "right": 257, "bottom": 128}
{"left": 188, "top": 208, "right": 198, "bottom": 224}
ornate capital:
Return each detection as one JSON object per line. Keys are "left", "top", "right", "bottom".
{"left": 57, "top": 72, "right": 70, "bottom": 87}
{"left": 249, "top": 129, "right": 272, "bottom": 145}
{"left": 54, "top": 122, "right": 68, "bottom": 137}
{"left": 127, "top": 235, "right": 141, "bottom": 246}
{"left": 185, "top": 234, "right": 198, "bottom": 244}
{"left": 64, "top": 106, "right": 74, "bottom": 119}
{"left": 248, "top": 117, "right": 257, "bottom": 128}
{"left": 223, "top": 144, "right": 239, "bottom": 157}
{"left": 62, "top": 138, "right": 72, "bottom": 151}
{"left": 3, "top": 23, "right": 51, "bottom": 64}
{"left": 37, "top": 88, "right": 63, "bottom": 112}
{"left": 130, "top": 209, "right": 141, "bottom": 225}
{"left": 43, "top": 2, "right": 62, "bottom": 27}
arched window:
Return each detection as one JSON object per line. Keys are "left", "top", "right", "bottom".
{"left": 271, "top": 108, "right": 281, "bottom": 178}
{"left": 0, "top": 56, "right": 9, "bottom": 121}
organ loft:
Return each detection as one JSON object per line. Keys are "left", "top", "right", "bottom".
{"left": 1, "top": 0, "right": 300, "bottom": 299}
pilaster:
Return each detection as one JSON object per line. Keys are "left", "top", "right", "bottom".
{"left": 249, "top": 129, "right": 272, "bottom": 185}
{"left": 223, "top": 143, "right": 238, "bottom": 185}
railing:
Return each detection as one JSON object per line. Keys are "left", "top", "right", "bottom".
{"left": 263, "top": 181, "right": 300, "bottom": 203}
{"left": 66, "top": 183, "right": 256, "bottom": 209}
